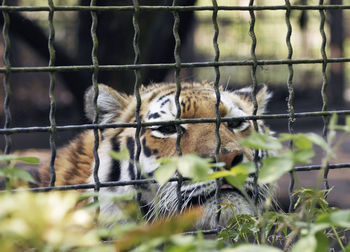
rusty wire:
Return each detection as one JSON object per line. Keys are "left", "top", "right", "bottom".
{"left": 319, "top": 0, "right": 331, "bottom": 193}
{"left": 285, "top": 0, "right": 296, "bottom": 213}
{"left": 1, "top": 0, "right": 11, "bottom": 156}
{"left": 48, "top": 0, "right": 57, "bottom": 187}
{"left": 172, "top": 0, "right": 184, "bottom": 214}
{"left": 0, "top": 4, "right": 350, "bottom": 12}
{"left": 211, "top": 0, "right": 222, "bottom": 230}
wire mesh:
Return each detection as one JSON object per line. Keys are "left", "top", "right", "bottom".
{"left": 48, "top": 0, "right": 57, "bottom": 188}
{"left": 212, "top": 0, "right": 223, "bottom": 231}
{"left": 319, "top": 0, "right": 331, "bottom": 193}
{"left": 132, "top": 0, "right": 143, "bottom": 207}
{"left": 1, "top": 0, "right": 11, "bottom": 156}
{"left": 285, "top": 0, "right": 296, "bottom": 213}
{"left": 90, "top": 0, "right": 101, "bottom": 219}
{"left": 1, "top": 1, "right": 350, "bottom": 236}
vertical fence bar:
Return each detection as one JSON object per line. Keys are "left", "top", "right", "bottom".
{"left": 248, "top": 0, "right": 260, "bottom": 208}
{"left": 90, "top": 0, "right": 101, "bottom": 214}
{"left": 132, "top": 0, "right": 142, "bottom": 203}
{"left": 211, "top": 0, "right": 222, "bottom": 230}
{"left": 319, "top": 0, "right": 330, "bottom": 191}
{"left": 48, "top": 0, "right": 57, "bottom": 187}
{"left": 2, "top": 0, "right": 12, "bottom": 156}
{"left": 285, "top": 0, "right": 297, "bottom": 213}
{"left": 172, "top": 0, "right": 184, "bottom": 213}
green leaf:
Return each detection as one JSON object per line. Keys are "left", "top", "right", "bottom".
{"left": 177, "top": 154, "right": 211, "bottom": 181}
{"left": 314, "top": 231, "right": 329, "bottom": 252}
{"left": 330, "top": 210, "right": 350, "bottom": 228}
{"left": 226, "top": 175, "right": 246, "bottom": 191}
{"left": 279, "top": 133, "right": 313, "bottom": 150}
{"left": 208, "top": 163, "right": 254, "bottom": 179}
{"left": 13, "top": 168, "right": 36, "bottom": 183}
{"left": 290, "top": 234, "right": 317, "bottom": 252}
{"left": 223, "top": 244, "right": 282, "bottom": 252}
{"left": 310, "top": 223, "right": 331, "bottom": 234}
{"left": 329, "top": 113, "right": 338, "bottom": 130}
{"left": 208, "top": 163, "right": 254, "bottom": 190}
{"left": 208, "top": 170, "right": 233, "bottom": 180}
{"left": 346, "top": 116, "right": 350, "bottom": 128}
{"left": 345, "top": 116, "right": 350, "bottom": 132}
{"left": 109, "top": 148, "right": 129, "bottom": 161}
{"left": 0, "top": 155, "right": 40, "bottom": 164}
{"left": 315, "top": 212, "right": 331, "bottom": 224}
{"left": 239, "top": 131, "right": 282, "bottom": 150}
{"left": 258, "top": 157, "right": 294, "bottom": 184}
{"left": 227, "top": 163, "right": 255, "bottom": 190}
{"left": 305, "top": 133, "right": 331, "bottom": 153}
{"left": 290, "top": 149, "right": 314, "bottom": 163}
{"left": 0, "top": 167, "right": 36, "bottom": 183}
{"left": 154, "top": 162, "right": 177, "bottom": 186}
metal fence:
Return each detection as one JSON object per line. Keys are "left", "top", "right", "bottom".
{"left": 1, "top": 0, "right": 350, "bottom": 235}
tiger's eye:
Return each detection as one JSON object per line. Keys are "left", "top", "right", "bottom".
{"left": 157, "top": 125, "right": 177, "bottom": 134}
{"left": 155, "top": 125, "right": 186, "bottom": 135}
{"left": 227, "top": 120, "right": 244, "bottom": 129}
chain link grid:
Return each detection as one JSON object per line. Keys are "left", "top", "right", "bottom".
{"left": 1, "top": 1, "right": 350, "bottom": 236}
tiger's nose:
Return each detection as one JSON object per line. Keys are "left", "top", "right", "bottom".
{"left": 214, "top": 151, "right": 244, "bottom": 170}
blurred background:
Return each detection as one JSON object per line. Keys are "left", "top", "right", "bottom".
{"left": 0, "top": 0, "right": 349, "bottom": 210}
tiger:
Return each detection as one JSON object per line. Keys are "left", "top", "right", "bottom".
{"left": 5, "top": 82, "right": 273, "bottom": 229}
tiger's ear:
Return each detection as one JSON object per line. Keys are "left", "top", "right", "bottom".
{"left": 84, "top": 84, "right": 129, "bottom": 123}
{"left": 234, "top": 83, "right": 272, "bottom": 114}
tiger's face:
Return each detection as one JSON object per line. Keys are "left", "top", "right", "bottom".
{"left": 85, "top": 82, "right": 272, "bottom": 229}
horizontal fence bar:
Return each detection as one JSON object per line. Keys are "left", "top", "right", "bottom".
{"left": 0, "top": 5, "right": 350, "bottom": 12}
{"left": 294, "top": 163, "right": 350, "bottom": 172}
{"left": 1, "top": 58, "right": 350, "bottom": 73}
{"left": 1, "top": 110, "right": 350, "bottom": 134}
{"left": 2, "top": 162, "right": 349, "bottom": 194}
{"left": 185, "top": 229, "right": 220, "bottom": 235}
{"left": 2, "top": 177, "right": 188, "bottom": 193}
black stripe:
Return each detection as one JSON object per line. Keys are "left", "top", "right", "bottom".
{"left": 160, "top": 98, "right": 170, "bottom": 107}
{"left": 147, "top": 112, "right": 161, "bottom": 119}
{"left": 157, "top": 91, "right": 174, "bottom": 102}
{"left": 240, "top": 125, "right": 251, "bottom": 133}
{"left": 142, "top": 138, "right": 152, "bottom": 157}
{"left": 127, "top": 137, "right": 136, "bottom": 180}
{"left": 140, "top": 127, "right": 146, "bottom": 136}
{"left": 140, "top": 200, "right": 151, "bottom": 216}
{"left": 108, "top": 137, "right": 121, "bottom": 182}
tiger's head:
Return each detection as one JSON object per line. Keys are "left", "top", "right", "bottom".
{"left": 85, "top": 82, "right": 272, "bottom": 229}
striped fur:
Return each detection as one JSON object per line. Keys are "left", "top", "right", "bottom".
{"left": 22, "top": 82, "right": 273, "bottom": 229}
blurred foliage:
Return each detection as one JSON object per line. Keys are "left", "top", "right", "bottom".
{"left": 0, "top": 155, "right": 39, "bottom": 190}
{"left": 0, "top": 191, "right": 104, "bottom": 252}
{"left": 0, "top": 115, "right": 350, "bottom": 251}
